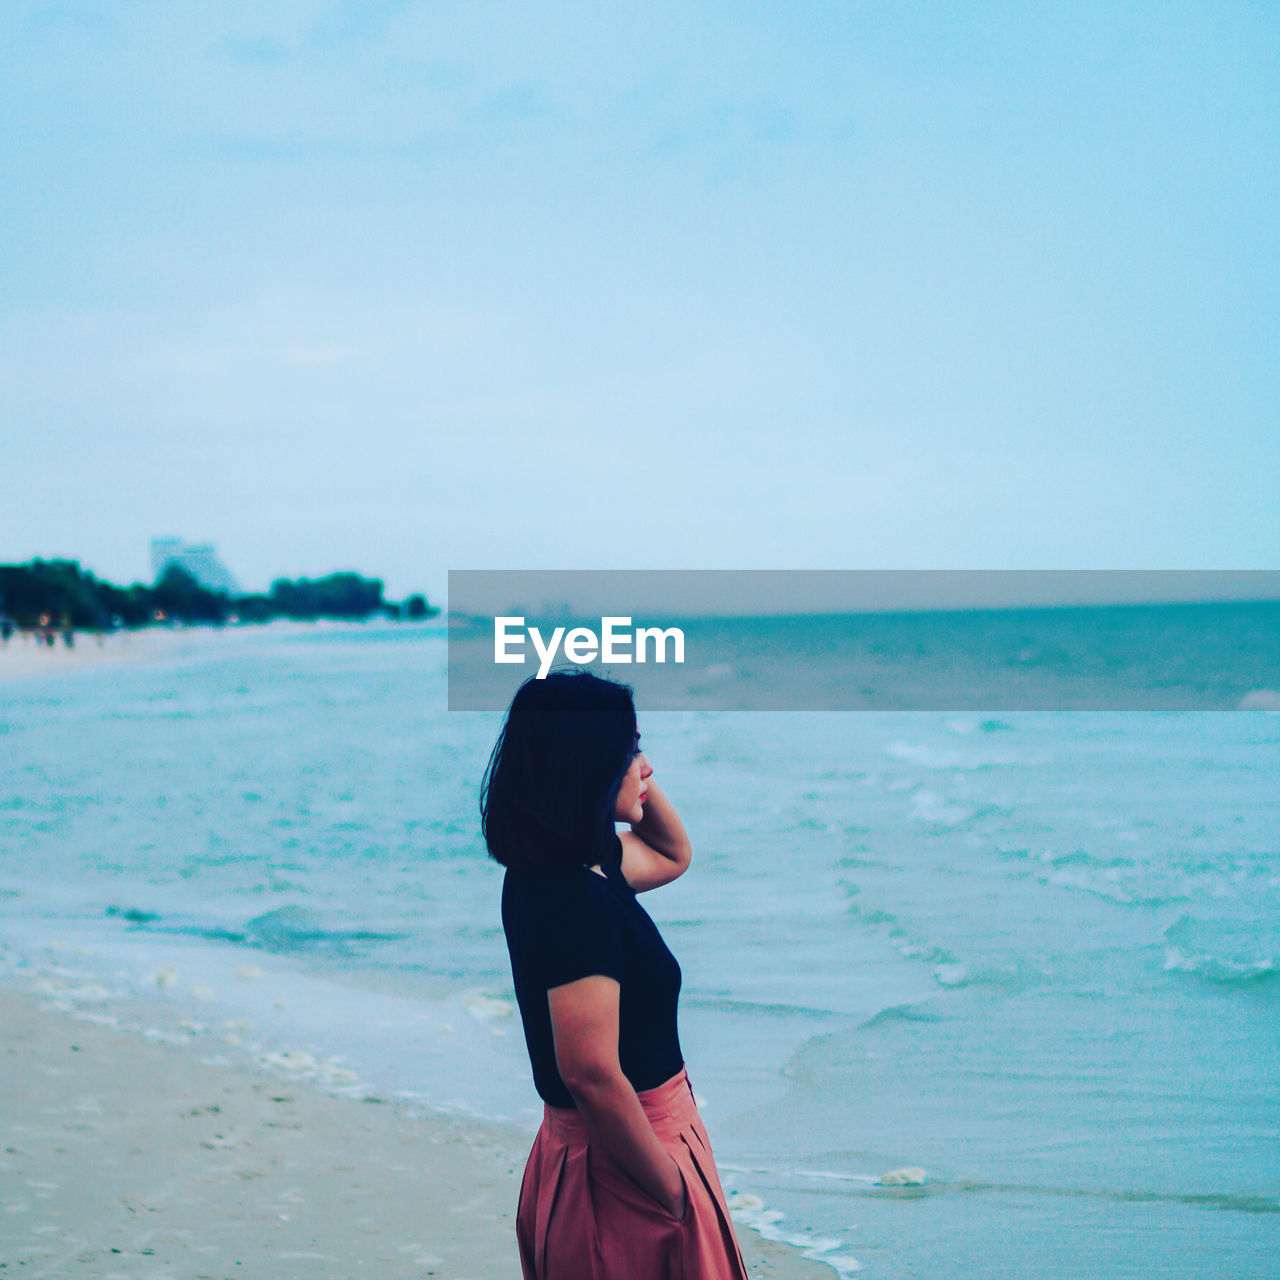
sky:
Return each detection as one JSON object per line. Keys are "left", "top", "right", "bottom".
{"left": 2, "top": 1, "right": 1277, "bottom": 604}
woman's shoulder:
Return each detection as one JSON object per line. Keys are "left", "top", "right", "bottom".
{"left": 502, "top": 866, "right": 622, "bottom": 954}
{"left": 502, "top": 860, "right": 613, "bottom": 910}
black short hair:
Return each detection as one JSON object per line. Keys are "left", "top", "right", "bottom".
{"left": 480, "top": 671, "right": 638, "bottom": 875}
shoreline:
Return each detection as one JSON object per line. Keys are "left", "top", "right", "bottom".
{"left": 1, "top": 982, "right": 833, "bottom": 1278}
{"left": 0, "top": 618, "right": 443, "bottom": 684}
{"left": 0, "top": 626, "right": 202, "bottom": 681}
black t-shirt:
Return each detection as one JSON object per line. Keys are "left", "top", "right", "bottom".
{"left": 501, "top": 835, "right": 684, "bottom": 1108}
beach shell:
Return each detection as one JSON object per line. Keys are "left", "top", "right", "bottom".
{"left": 462, "top": 991, "right": 515, "bottom": 1023}
{"left": 261, "top": 1049, "right": 318, "bottom": 1073}
{"left": 318, "top": 1061, "right": 360, "bottom": 1085}
{"left": 72, "top": 983, "right": 112, "bottom": 1001}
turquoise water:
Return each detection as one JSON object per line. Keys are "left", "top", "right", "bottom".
{"left": 2, "top": 622, "right": 1278, "bottom": 1277}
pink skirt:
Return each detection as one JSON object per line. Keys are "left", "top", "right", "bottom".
{"left": 516, "top": 1067, "right": 750, "bottom": 1280}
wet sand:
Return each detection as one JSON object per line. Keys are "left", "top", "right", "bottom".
{"left": 0, "top": 987, "right": 830, "bottom": 1278}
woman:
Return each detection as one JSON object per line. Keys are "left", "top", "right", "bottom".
{"left": 482, "top": 671, "right": 750, "bottom": 1280}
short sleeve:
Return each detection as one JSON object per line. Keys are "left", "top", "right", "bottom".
{"left": 607, "top": 833, "right": 625, "bottom": 872}
{"left": 507, "top": 875, "right": 625, "bottom": 992}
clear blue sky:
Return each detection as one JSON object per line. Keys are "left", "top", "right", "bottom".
{"left": 2, "top": 1, "right": 1276, "bottom": 602}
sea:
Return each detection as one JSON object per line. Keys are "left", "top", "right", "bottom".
{"left": 2, "top": 618, "right": 1277, "bottom": 1278}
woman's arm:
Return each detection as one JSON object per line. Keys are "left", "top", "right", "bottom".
{"left": 619, "top": 781, "right": 693, "bottom": 893}
{"left": 548, "top": 974, "right": 686, "bottom": 1219}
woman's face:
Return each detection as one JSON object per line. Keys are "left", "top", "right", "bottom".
{"left": 613, "top": 744, "right": 653, "bottom": 824}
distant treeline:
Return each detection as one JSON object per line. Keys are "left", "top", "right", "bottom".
{"left": 0, "top": 559, "right": 438, "bottom": 631}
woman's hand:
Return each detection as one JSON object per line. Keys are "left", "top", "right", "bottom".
{"left": 619, "top": 780, "right": 693, "bottom": 893}
{"left": 663, "top": 1160, "right": 688, "bottom": 1221}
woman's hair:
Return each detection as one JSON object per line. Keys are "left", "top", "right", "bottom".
{"left": 480, "top": 671, "right": 638, "bottom": 874}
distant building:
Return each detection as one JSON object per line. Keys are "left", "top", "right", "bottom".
{"left": 151, "top": 537, "right": 240, "bottom": 594}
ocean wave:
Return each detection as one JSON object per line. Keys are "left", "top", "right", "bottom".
{"left": 726, "top": 1189, "right": 865, "bottom": 1276}
{"left": 732, "top": 1165, "right": 1278, "bottom": 1215}
{"left": 1237, "top": 688, "right": 1280, "bottom": 711}
{"left": 836, "top": 879, "right": 912, "bottom": 933}
{"left": 105, "top": 904, "right": 160, "bottom": 925}
{"left": 684, "top": 994, "right": 855, "bottom": 1020}
{"left": 858, "top": 1002, "right": 943, "bottom": 1031}
{"left": 885, "top": 740, "right": 1022, "bottom": 771}
{"left": 944, "top": 718, "right": 1016, "bottom": 735}
{"left": 908, "top": 787, "right": 975, "bottom": 827}
{"left": 873, "top": 925, "right": 1030, "bottom": 990}
{"left": 1034, "top": 850, "right": 1270, "bottom": 910}
{"left": 1162, "top": 946, "right": 1278, "bottom": 985}
{"left": 105, "top": 904, "right": 410, "bottom": 956}
{"left": 947, "top": 1178, "right": 1280, "bottom": 1214}
{"left": 835, "top": 852, "right": 899, "bottom": 871}
{"left": 1162, "top": 915, "right": 1278, "bottom": 986}
{"left": 240, "top": 905, "right": 407, "bottom": 950}
{"left": 842, "top": 899, "right": 898, "bottom": 928}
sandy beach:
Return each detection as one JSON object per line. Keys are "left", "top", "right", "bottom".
{"left": 1, "top": 986, "right": 830, "bottom": 1279}
{"left": 0, "top": 628, "right": 214, "bottom": 683}
{"left": 0, "top": 620, "right": 389, "bottom": 684}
